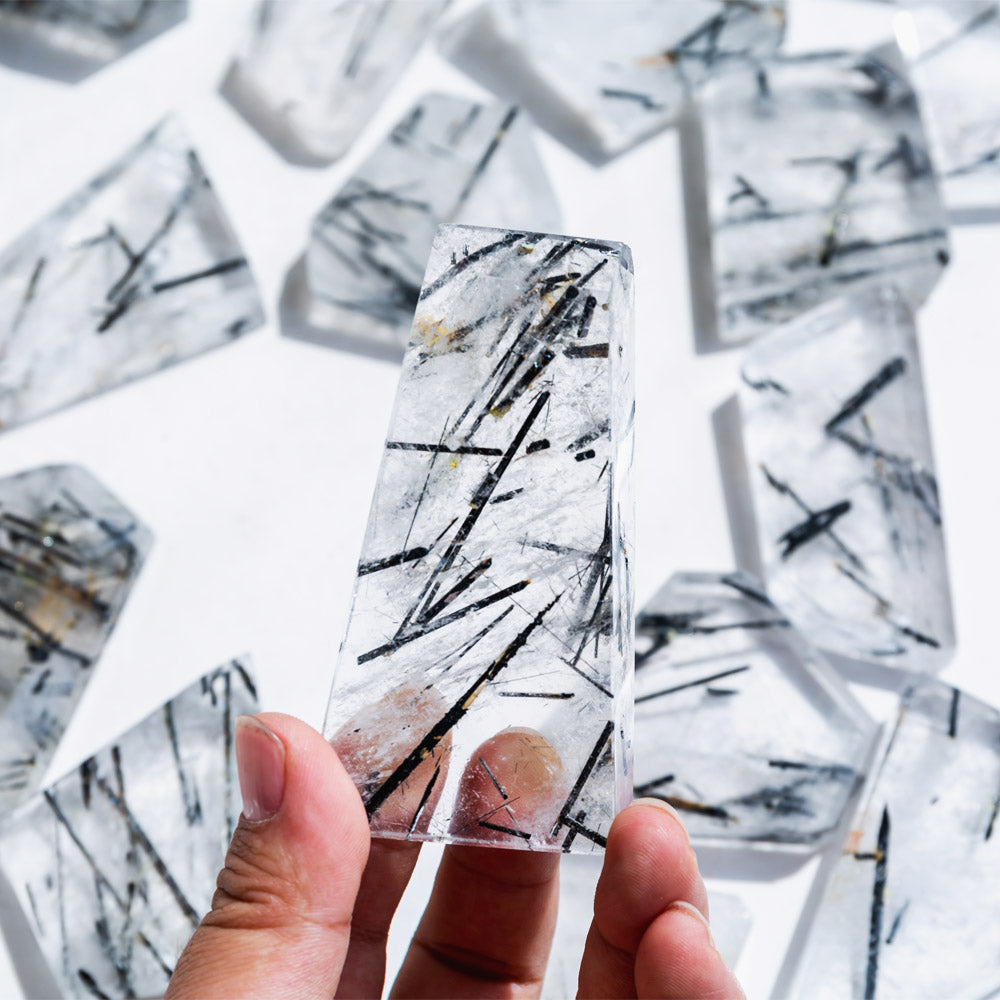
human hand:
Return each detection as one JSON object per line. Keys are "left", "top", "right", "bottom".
{"left": 165, "top": 713, "right": 744, "bottom": 999}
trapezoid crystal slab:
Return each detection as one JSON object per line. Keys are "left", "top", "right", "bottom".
{"left": 226, "top": 0, "right": 448, "bottom": 163}
{"left": 440, "top": 0, "right": 787, "bottom": 163}
{"left": 324, "top": 223, "right": 635, "bottom": 853}
{"left": 0, "top": 464, "right": 151, "bottom": 813}
{"left": 0, "top": 117, "right": 264, "bottom": 432}
{"left": 739, "top": 286, "right": 954, "bottom": 671}
{"left": 0, "top": 1, "right": 187, "bottom": 73}
{"left": 897, "top": 2, "right": 1000, "bottom": 221}
{"left": 789, "top": 679, "right": 1000, "bottom": 1000}
{"left": 633, "top": 571, "right": 874, "bottom": 848}
{"left": 306, "top": 91, "right": 561, "bottom": 348}
{"left": 0, "top": 658, "right": 258, "bottom": 1000}
{"left": 698, "top": 44, "right": 949, "bottom": 344}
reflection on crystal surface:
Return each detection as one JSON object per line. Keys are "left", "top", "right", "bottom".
{"left": 0, "top": 658, "right": 257, "bottom": 1000}
{"left": 228, "top": 0, "right": 448, "bottom": 162}
{"left": 699, "top": 45, "right": 949, "bottom": 343}
{"left": 0, "top": 465, "right": 151, "bottom": 812}
{"left": 324, "top": 224, "right": 635, "bottom": 852}
{"left": 740, "top": 286, "right": 954, "bottom": 671}
{"left": 441, "top": 0, "right": 786, "bottom": 162}
{"left": 306, "top": 92, "right": 561, "bottom": 347}
{"left": 0, "top": 118, "right": 264, "bottom": 432}
{"left": 791, "top": 679, "right": 1000, "bottom": 1000}
{"left": 0, "top": 0, "right": 187, "bottom": 67}
{"left": 633, "top": 572, "right": 873, "bottom": 847}
{"left": 899, "top": 1, "right": 1000, "bottom": 220}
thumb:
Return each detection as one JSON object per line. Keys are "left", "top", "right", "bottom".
{"left": 166, "top": 713, "right": 370, "bottom": 999}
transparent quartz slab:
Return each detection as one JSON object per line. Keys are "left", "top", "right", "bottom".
{"left": 0, "top": 658, "right": 258, "bottom": 1000}
{"left": 0, "top": 117, "right": 264, "bottom": 432}
{"left": 698, "top": 44, "right": 949, "bottom": 344}
{"left": 0, "top": 1, "right": 187, "bottom": 73}
{"left": 542, "top": 853, "right": 751, "bottom": 998}
{"left": 324, "top": 223, "right": 635, "bottom": 853}
{"left": 633, "top": 571, "right": 874, "bottom": 848}
{"left": 0, "top": 465, "right": 151, "bottom": 813}
{"left": 790, "top": 679, "right": 1000, "bottom": 1000}
{"left": 440, "top": 0, "right": 787, "bottom": 164}
{"left": 739, "top": 285, "right": 954, "bottom": 671}
{"left": 226, "top": 0, "right": 448, "bottom": 163}
{"left": 306, "top": 92, "right": 561, "bottom": 348}
{"left": 896, "top": 2, "right": 1000, "bottom": 221}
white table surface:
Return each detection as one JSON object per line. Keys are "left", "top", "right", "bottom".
{"left": 1, "top": 1, "right": 998, "bottom": 996}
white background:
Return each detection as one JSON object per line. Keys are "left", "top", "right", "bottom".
{"left": 0, "top": 1, "right": 998, "bottom": 997}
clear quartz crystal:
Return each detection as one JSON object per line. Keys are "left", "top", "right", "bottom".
{"left": 791, "top": 679, "right": 1000, "bottom": 1000}
{"left": 228, "top": 0, "right": 448, "bottom": 162}
{"left": 324, "top": 223, "right": 635, "bottom": 853}
{"left": 0, "top": 465, "right": 152, "bottom": 812}
{"left": 897, "top": 1, "right": 1000, "bottom": 220}
{"left": 0, "top": 659, "right": 258, "bottom": 1000}
{"left": 699, "top": 44, "right": 949, "bottom": 344}
{"left": 739, "top": 285, "right": 954, "bottom": 671}
{"left": 306, "top": 92, "right": 561, "bottom": 347}
{"left": 440, "top": 0, "right": 787, "bottom": 162}
{"left": 633, "top": 572, "right": 874, "bottom": 847}
{"left": 0, "top": 118, "right": 264, "bottom": 432}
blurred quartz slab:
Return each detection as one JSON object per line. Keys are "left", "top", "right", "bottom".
{"left": 0, "top": 1, "right": 186, "bottom": 77}
{"left": 897, "top": 2, "right": 1000, "bottom": 221}
{"left": 633, "top": 571, "right": 873, "bottom": 847}
{"left": 325, "top": 224, "right": 635, "bottom": 852}
{"left": 0, "top": 465, "right": 151, "bottom": 812}
{"left": 698, "top": 44, "right": 949, "bottom": 344}
{"left": 543, "top": 853, "right": 751, "bottom": 998}
{"left": 306, "top": 92, "right": 561, "bottom": 348}
{"left": 441, "top": 0, "right": 786, "bottom": 163}
{"left": 0, "top": 658, "right": 257, "bottom": 1000}
{"left": 790, "top": 680, "right": 1000, "bottom": 1000}
{"left": 0, "top": 118, "right": 264, "bottom": 431}
{"left": 740, "top": 286, "right": 954, "bottom": 670}
{"left": 226, "top": 0, "right": 448, "bottom": 163}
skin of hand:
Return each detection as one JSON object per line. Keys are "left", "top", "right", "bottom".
{"left": 165, "top": 713, "right": 744, "bottom": 1000}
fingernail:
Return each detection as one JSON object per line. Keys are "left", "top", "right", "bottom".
{"left": 629, "top": 795, "right": 688, "bottom": 832}
{"left": 667, "top": 900, "right": 715, "bottom": 949}
{"left": 236, "top": 715, "right": 286, "bottom": 823}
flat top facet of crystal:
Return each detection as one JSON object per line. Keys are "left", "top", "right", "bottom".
{"left": 700, "top": 44, "right": 949, "bottom": 343}
{"left": 0, "top": 118, "right": 264, "bottom": 432}
{"left": 791, "top": 679, "right": 1000, "bottom": 1000}
{"left": 440, "top": 0, "right": 786, "bottom": 162}
{"left": 0, "top": 0, "right": 187, "bottom": 65}
{"left": 306, "top": 91, "right": 561, "bottom": 347}
{"left": 0, "top": 658, "right": 257, "bottom": 1000}
{"left": 229, "top": 0, "right": 448, "bottom": 163}
{"left": 633, "top": 571, "right": 873, "bottom": 847}
{"left": 740, "top": 285, "right": 954, "bottom": 671}
{"left": 898, "top": 1, "right": 1000, "bottom": 219}
{"left": 324, "top": 223, "right": 635, "bottom": 853}
{"left": 0, "top": 464, "right": 152, "bottom": 812}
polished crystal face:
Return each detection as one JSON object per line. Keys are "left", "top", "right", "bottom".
{"left": 0, "top": 659, "right": 258, "bottom": 1000}
{"left": 699, "top": 45, "right": 949, "bottom": 343}
{"left": 307, "top": 92, "right": 561, "bottom": 347}
{"left": 325, "top": 223, "right": 635, "bottom": 853}
{"left": 228, "top": 0, "right": 448, "bottom": 162}
{"left": 898, "top": 1, "right": 1000, "bottom": 220}
{"left": 0, "top": 464, "right": 152, "bottom": 812}
{"left": 0, "top": 118, "right": 264, "bottom": 431}
{"left": 740, "top": 285, "right": 954, "bottom": 671}
{"left": 441, "top": 0, "right": 786, "bottom": 162}
{"left": 632, "top": 571, "right": 874, "bottom": 847}
{"left": 791, "top": 679, "right": 1000, "bottom": 1000}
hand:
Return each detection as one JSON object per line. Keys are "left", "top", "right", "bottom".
{"left": 166, "top": 713, "right": 744, "bottom": 999}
